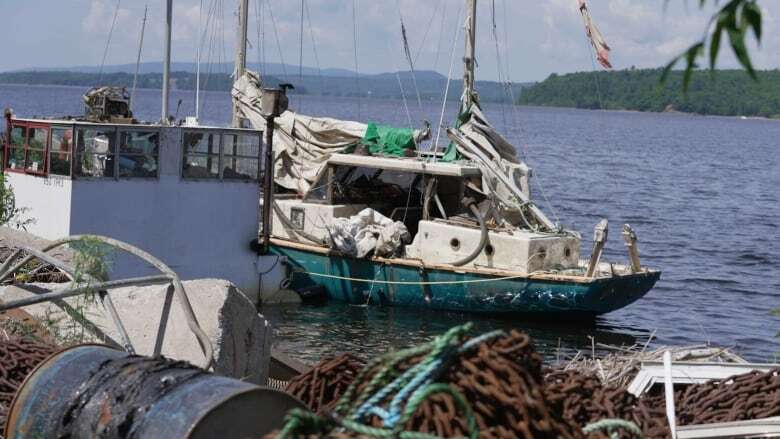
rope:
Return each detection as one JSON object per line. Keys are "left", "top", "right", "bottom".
{"left": 583, "top": 419, "right": 644, "bottom": 438}
{"left": 97, "top": 0, "right": 122, "bottom": 84}
{"left": 278, "top": 323, "right": 488, "bottom": 439}
{"left": 267, "top": 4, "right": 289, "bottom": 82}
{"left": 303, "top": 0, "right": 325, "bottom": 95}
{"left": 290, "top": 269, "right": 528, "bottom": 285}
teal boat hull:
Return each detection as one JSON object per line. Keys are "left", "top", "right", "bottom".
{"left": 270, "top": 244, "right": 660, "bottom": 316}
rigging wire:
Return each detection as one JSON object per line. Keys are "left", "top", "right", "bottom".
{"left": 433, "top": 2, "right": 464, "bottom": 160}
{"left": 130, "top": 4, "right": 148, "bottom": 114}
{"left": 253, "top": 0, "right": 265, "bottom": 76}
{"left": 395, "top": 0, "right": 423, "bottom": 111}
{"left": 303, "top": 0, "right": 325, "bottom": 95}
{"left": 490, "top": 0, "right": 508, "bottom": 134}
{"left": 298, "top": 0, "right": 305, "bottom": 110}
{"left": 431, "top": 1, "right": 448, "bottom": 77}
{"left": 97, "top": 0, "right": 122, "bottom": 84}
{"left": 267, "top": 4, "right": 289, "bottom": 82}
{"left": 351, "top": 0, "right": 361, "bottom": 119}
{"left": 412, "top": 0, "right": 443, "bottom": 67}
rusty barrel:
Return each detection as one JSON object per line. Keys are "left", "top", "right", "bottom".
{"left": 5, "top": 345, "right": 304, "bottom": 439}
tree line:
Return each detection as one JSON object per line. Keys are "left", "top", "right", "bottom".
{"left": 518, "top": 68, "right": 780, "bottom": 118}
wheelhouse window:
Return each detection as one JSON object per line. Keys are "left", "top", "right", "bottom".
{"left": 118, "top": 130, "right": 159, "bottom": 178}
{"left": 75, "top": 127, "right": 116, "bottom": 178}
{"left": 6, "top": 125, "right": 27, "bottom": 170}
{"left": 182, "top": 129, "right": 261, "bottom": 181}
{"left": 222, "top": 133, "right": 261, "bottom": 180}
{"left": 25, "top": 127, "right": 48, "bottom": 173}
{"left": 4, "top": 124, "right": 49, "bottom": 174}
{"left": 182, "top": 131, "right": 220, "bottom": 179}
{"left": 50, "top": 127, "right": 73, "bottom": 176}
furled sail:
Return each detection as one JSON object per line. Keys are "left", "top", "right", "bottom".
{"left": 232, "top": 71, "right": 428, "bottom": 193}
{"left": 446, "top": 104, "right": 557, "bottom": 233}
{"left": 577, "top": 0, "right": 612, "bottom": 69}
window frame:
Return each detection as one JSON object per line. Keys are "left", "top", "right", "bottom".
{"left": 116, "top": 127, "right": 161, "bottom": 179}
{"left": 4, "top": 121, "right": 51, "bottom": 176}
{"left": 48, "top": 125, "right": 75, "bottom": 177}
{"left": 181, "top": 128, "right": 262, "bottom": 182}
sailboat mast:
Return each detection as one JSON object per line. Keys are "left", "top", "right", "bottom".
{"left": 195, "top": 0, "right": 202, "bottom": 121}
{"left": 162, "top": 0, "right": 173, "bottom": 124}
{"left": 463, "top": 0, "right": 477, "bottom": 108}
{"left": 232, "top": 0, "right": 250, "bottom": 128}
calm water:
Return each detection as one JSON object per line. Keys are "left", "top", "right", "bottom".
{"left": 2, "top": 83, "right": 779, "bottom": 363}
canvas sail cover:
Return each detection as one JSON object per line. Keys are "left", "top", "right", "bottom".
{"left": 446, "top": 104, "right": 557, "bottom": 232}
{"left": 232, "top": 71, "right": 426, "bottom": 193}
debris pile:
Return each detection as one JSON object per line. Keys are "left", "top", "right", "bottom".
{"left": 0, "top": 337, "right": 57, "bottom": 436}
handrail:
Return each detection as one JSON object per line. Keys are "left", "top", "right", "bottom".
{"left": 0, "top": 235, "right": 214, "bottom": 369}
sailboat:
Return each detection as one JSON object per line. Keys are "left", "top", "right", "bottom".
{"left": 234, "top": 0, "right": 661, "bottom": 315}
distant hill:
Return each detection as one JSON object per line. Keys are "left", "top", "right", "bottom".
{"left": 0, "top": 66, "right": 529, "bottom": 103}
{"left": 518, "top": 68, "right": 780, "bottom": 118}
{"left": 10, "top": 62, "right": 356, "bottom": 78}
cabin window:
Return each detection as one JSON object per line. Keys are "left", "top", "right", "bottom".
{"left": 332, "top": 166, "right": 422, "bottom": 208}
{"left": 75, "top": 128, "right": 116, "bottom": 178}
{"left": 182, "top": 131, "right": 220, "bottom": 179}
{"left": 221, "top": 133, "right": 260, "bottom": 180}
{"left": 6, "top": 126, "right": 27, "bottom": 170}
{"left": 25, "top": 128, "right": 48, "bottom": 173}
{"left": 118, "top": 130, "right": 159, "bottom": 178}
{"left": 49, "top": 127, "right": 73, "bottom": 176}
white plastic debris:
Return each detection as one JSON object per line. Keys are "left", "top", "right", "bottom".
{"left": 327, "top": 208, "right": 410, "bottom": 258}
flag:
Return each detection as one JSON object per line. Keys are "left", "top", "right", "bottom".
{"left": 577, "top": 0, "right": 612, "bottom": 69}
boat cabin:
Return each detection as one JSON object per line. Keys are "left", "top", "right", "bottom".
{"left": 2, "top": 115, "right": 266, "bottom": 301}
{"left": 271, "top": 153, "right": 581, "bottom": 274}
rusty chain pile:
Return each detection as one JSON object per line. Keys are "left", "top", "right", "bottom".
{"left": 672, "top": 368, "right": 780, "bottom": 425}
{"left": 0, "top": 337, "right": 57, "bottom": 437}
{"left": 545, "top": 369, "right": 669, "bottom": 438}
{"left": 285, "top": 354, "right": 366, "bottom": 414}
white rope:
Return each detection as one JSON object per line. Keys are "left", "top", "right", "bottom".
{"left": 396, "top": 0, "right": 423, "bottom": 111}
{"left": 433, "top": 2, "right": 464, "bottom": 160}
{"left": 304, "top": 0, "right": 325, "bottom": 94}
{"left": 292, "top": 270, "right": 528, "bottom": 285}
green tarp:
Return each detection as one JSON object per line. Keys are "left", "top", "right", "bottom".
{"left": 360, "top": 122, "right": 416, "bottom": 156}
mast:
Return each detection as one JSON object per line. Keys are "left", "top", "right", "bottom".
{"left": 232, "top": 0, "right": 250, "bottom": 128}
{"left": 463, "top": 0, "right": 477, "bottom": 109}
{"left": 195, "top": 0, "right": 203, "bottom": 121}
{"left": 162, "top": 0, "right": 173, "bottom": 124}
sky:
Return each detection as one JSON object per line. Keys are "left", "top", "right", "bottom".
{"left": 0, "top": 0, "right": 777, "bottom": 82}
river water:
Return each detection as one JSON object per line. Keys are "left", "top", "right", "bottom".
{"left": 2, "top": 83, "right": 779, "bottom": 363}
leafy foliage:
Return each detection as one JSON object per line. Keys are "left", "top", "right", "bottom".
{"left": 664, "top": 0, "right": 763, "bottom": 89}
{"left": 518, "top": 68, "right": 780, "bottom": 118}
{"left": 0, "top": 173, "right": 33, "bottom": 230}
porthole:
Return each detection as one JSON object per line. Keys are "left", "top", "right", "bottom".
{"left": 450, "top": 238, "right": 461, "bottom": 250}
{"left": 485, "top": 244, "right": 495, "bottom": 256}
{"left": 537, "top": 247, "right": 547, "bottom": 259}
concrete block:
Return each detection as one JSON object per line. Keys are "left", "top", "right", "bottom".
{"left": 0, "top": 279, "right": 271, "bottom": 385}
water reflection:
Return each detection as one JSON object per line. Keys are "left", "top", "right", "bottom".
{"left": 262, "top": 302, "right": 650, "bottom": 365}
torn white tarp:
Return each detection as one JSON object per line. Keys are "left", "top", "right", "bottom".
{"left": 233, "top": 71, "right": 366, "bottom": 193}
{"left": 233, "top": 71, "right": 427, "bottom": 194}
{"left": 577, "top": 0, "right": 612, "bottom": 70}
{"left": 326, "top": 208, "right": 411, "bottom": 258}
